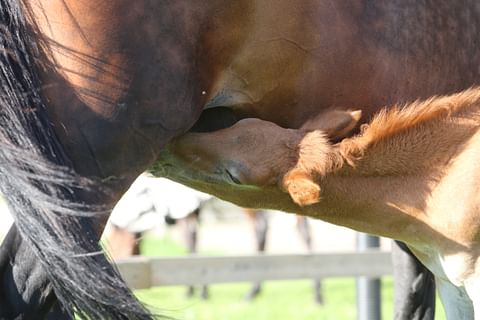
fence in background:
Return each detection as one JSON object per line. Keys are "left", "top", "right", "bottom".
{"left": 116, "top": 250, "right": 391, "bottom": 290}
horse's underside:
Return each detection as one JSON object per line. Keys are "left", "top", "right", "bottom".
{"left": 1, "top": 0, "right": 480, "bottom": 318}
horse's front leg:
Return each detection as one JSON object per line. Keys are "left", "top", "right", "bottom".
{"left": 0, "top": 225, "right": 70, "bottom": 319}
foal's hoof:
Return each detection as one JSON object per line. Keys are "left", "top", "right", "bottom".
{"left": 286, "top": 178, "right": 321, "bottom": 206}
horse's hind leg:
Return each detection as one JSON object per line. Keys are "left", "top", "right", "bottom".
{"left": 46, "top": 302, "right": 70, "bottom": 320}
{"left": 392, "top": 241, "right": 435, "bottom": 320}
{"left": 0, "top": 225, "right": 71, "bottom": 319}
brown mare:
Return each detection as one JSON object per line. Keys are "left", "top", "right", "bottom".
{"left": 164, "top": 88, "right": 480, "bottom": 319}
{"left": 2, "top": 1, "right": 480, "bottom": 319}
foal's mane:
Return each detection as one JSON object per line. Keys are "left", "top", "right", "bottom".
{"left": 340, "top": 88, "right": 480, "bottom": 158}
{"left": 289, "top": 89, "right": 480, "bottom": 184}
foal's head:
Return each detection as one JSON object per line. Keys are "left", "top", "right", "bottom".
{"left": 169, "top": 87, "right": 480, "bottom": 207}
{"left": 169, "top": 110, "right": 360, "bottom": 200}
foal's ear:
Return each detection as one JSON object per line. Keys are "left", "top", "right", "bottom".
{"left": 301, "top": 109, "right": 362, "bottom": 141}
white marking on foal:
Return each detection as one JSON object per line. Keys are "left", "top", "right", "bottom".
{"left": 437, "top": 278, "right": 474, "bottom": 320}
{"left": 440, "top": 253, "right": 474, "bottom": 287}
{"left": 437, "top": 252, "right": 477, "bottom": 319}
{"left": 465, "top": 278, "right": 480, "bottom": 320}
{"left": 410, "top": 247, "right": 476, "bottom": 319}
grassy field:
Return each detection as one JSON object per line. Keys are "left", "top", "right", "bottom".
{"left": 133, "top": 235, "right": 446, "bottom": 320}
{"left": 137, "top": 278, "right": 391, "bottom": 320}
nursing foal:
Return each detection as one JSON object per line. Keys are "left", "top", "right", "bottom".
{"left": 166, "top": 88, "right": 480, "bottom": 319}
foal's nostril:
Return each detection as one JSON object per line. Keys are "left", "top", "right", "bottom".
{"left": 225, "top": 168, "right": 242, "bottom": 185}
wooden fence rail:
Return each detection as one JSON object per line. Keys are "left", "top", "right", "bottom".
{"left": 116, "top": 251, "right": 392, "bottom": 290}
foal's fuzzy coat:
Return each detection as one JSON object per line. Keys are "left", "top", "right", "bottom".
{"left": 166, "top": 88, "right": 480, "bottom": 319}
{"left": 284, "top": 88, "right": 480, "bottom": 206}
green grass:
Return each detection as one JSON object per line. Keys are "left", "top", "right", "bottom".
{"left": 140, "top": 234, "right": 189, "bottom": 257}
{"left": 136, "top": 279, "right": 382, "bottom": 320}
{"left": 134, "top": 235, "right": 447, "bottom": 320}
{"left": 140, "top": 233, "right": 224, "bottom": 257}
{"left": 136, "top": 278, "right": 446, "bottom": 320}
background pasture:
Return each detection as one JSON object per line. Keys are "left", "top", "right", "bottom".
{"left": 134, "top": 234, "right": 446, "bottom": 320}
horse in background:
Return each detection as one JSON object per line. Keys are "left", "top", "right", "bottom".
{"left": 163, "top": 88, "right": 480, "bottom": 319}
{"left": 242, "top": 209, "right": 323, "bottom": 303}
{"left": 103, "top": 175, "right": 189, "bottom": 259}
{"left": 4, "top": 1, "right": 480, "bottom": 318}
{"left": 105, "top": 174, "right": 213, "bottom": 298}
{"left": 174, "top": 207, "right": 322, "bottom": 302}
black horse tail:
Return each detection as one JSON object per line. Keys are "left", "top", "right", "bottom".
{"left": 0, "top": 1, "right": 157, "bottom": 319}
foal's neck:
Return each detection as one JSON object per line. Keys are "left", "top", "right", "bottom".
{"left": 335, "top": 91, "right": 480, "bottom": 178}
{"left": 339, "top": 114, "right": 479, "bottom": 178}
{"left": 300, "top": 91, "right": 480, "bottom": 243}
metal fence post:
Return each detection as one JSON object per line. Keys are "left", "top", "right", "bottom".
{"left": 356, "top": 233, "right": 381, "bottom": 320}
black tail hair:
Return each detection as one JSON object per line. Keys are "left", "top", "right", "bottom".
{"left": 0, "top": 1, "right": 157, "bottom": 318}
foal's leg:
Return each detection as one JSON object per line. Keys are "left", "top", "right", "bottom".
{"left": 392, "top": 241, "right": 435, "bottom": 320}
{"left": 436, "top": 278, "right": 473, "bottom": 320}
{"left": 0, "top": 225, "right": 71, "bottom": 319}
